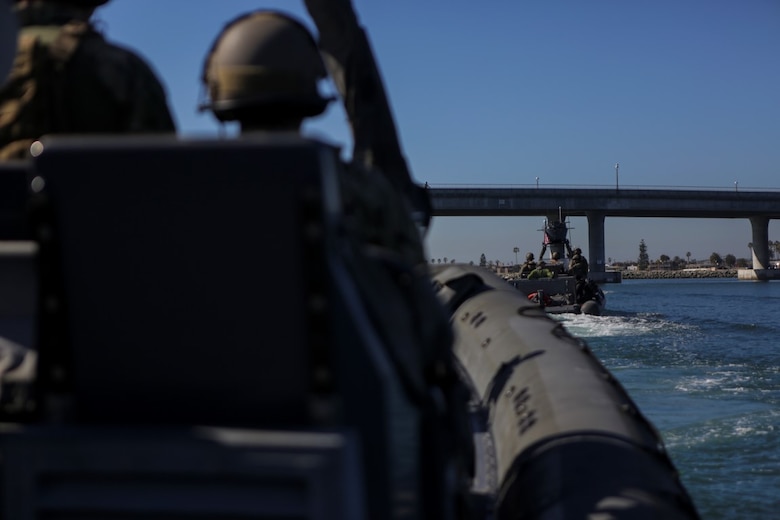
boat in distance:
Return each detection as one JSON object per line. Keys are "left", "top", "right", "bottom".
{"left": 507, "top": 215, "right": 606, "bottom": 315}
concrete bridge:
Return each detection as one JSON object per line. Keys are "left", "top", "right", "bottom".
{"left": 428, "top": 186, "right": 780, "bottom": 280}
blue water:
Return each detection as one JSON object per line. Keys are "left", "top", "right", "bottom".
{"left": 553, "top": 279, "right": 780, "bottom": 519}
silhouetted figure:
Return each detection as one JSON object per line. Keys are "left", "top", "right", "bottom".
{"left": 1, "top": 0, "right": 175, "bottom": 160}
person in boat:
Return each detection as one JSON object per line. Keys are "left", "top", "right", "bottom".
{"left": 0, "top": 0, "right": 176, "bottom": 161}
{"left": 548, "top": 251, "right": 566, "bottom": 275}
{"left": 201, "top": 8, "right": 433, "bottom": 266}
{"left": 201, "top": 9, "right": 474, "bottom": 515}
{"left": 572, "top": 248, "right": 589, "bottom": 268}
{"left": 575, "top": 276, "right": 599, "bottom": 305}
{"left": 528, "top": 260, "right": 555, "bottom": 280}
{"left": 568, "top": 252, "right": 588, "bottom": 279}
{"left": 519, "top": 252, "right": 537, "bottom": 278}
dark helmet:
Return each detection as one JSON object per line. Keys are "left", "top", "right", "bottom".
{"left": 571, "top": 254, "right": 581, "bottom": 262}
{"left": 551, "top": 251, "right": 560, "bottom": 260}
{"left": 201, "top": 10, "right": 331, "bottom": 125}
{"left": 574, "top": 247, "right": 582, "bottom": 255}
{"left": 525, "top": 253, "right": 535, "bottom": 261}
{"left": 1, "top": 0, "right": 17, "bottom": 81}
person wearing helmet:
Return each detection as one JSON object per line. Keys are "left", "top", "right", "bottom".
{"left": 201, "top": 10, "right": 331, "bottom": 132}
{"left": 519, "top": 252, "right": 537, "bottom": 278}
{"left": 201, "top": 9, "right": 426, "bottom": 266}
{"left": 573, "top": 248, "right": 589, "bottom": 272}
{"left": 202, "top": 7, "right": 470, "bottom": 518}
{"left": 568, "top": 252, "right": 589, "bottom": 280}
{"left": 0, "top": 0, "right": 175, "bottom": 161}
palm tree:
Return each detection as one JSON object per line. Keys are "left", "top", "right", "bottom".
{"left": 686, "top": 251, "right": 691, "bottom": 264}
{"left": 638, "top": 239, "right": 649, "bottom": 270}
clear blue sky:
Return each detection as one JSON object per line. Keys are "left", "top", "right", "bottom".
{"left": 97, "top": 0, "right": 779, "bottom": 265}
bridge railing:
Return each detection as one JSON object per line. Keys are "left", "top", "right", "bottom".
{"left": 425, "top": 183, "right": 780, "bottom": 192}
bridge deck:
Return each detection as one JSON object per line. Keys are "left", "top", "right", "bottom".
{"left": 429, "top": 187, "right": 780, "bottom": 219}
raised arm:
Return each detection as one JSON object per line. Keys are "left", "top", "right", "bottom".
{"left": 304, "top": 0, "right": 431, "bottom": 228}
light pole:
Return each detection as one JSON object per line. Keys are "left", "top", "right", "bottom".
{"left": 615, "top": 163, "right": 619, "bottom": 190}
{"left": 734, "top": 181, "right": 738, "bottom": 192}
{"left": 535, "top": 176, "right": 539, "bottom": 189}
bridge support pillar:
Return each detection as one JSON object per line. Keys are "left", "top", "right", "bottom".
{"left": 749, "top": 216, "right": 770, "bottom": 270}
{"left": 586, "top": 212, "right": 606, "bottom": 278}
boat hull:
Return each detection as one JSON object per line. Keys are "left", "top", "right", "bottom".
{"left": 508, "top": 276, "right": 605, "bottom": 315}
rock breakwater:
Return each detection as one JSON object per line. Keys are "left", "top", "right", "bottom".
{"left": 621, "top": 269, "right": 737, "bottom": 279}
